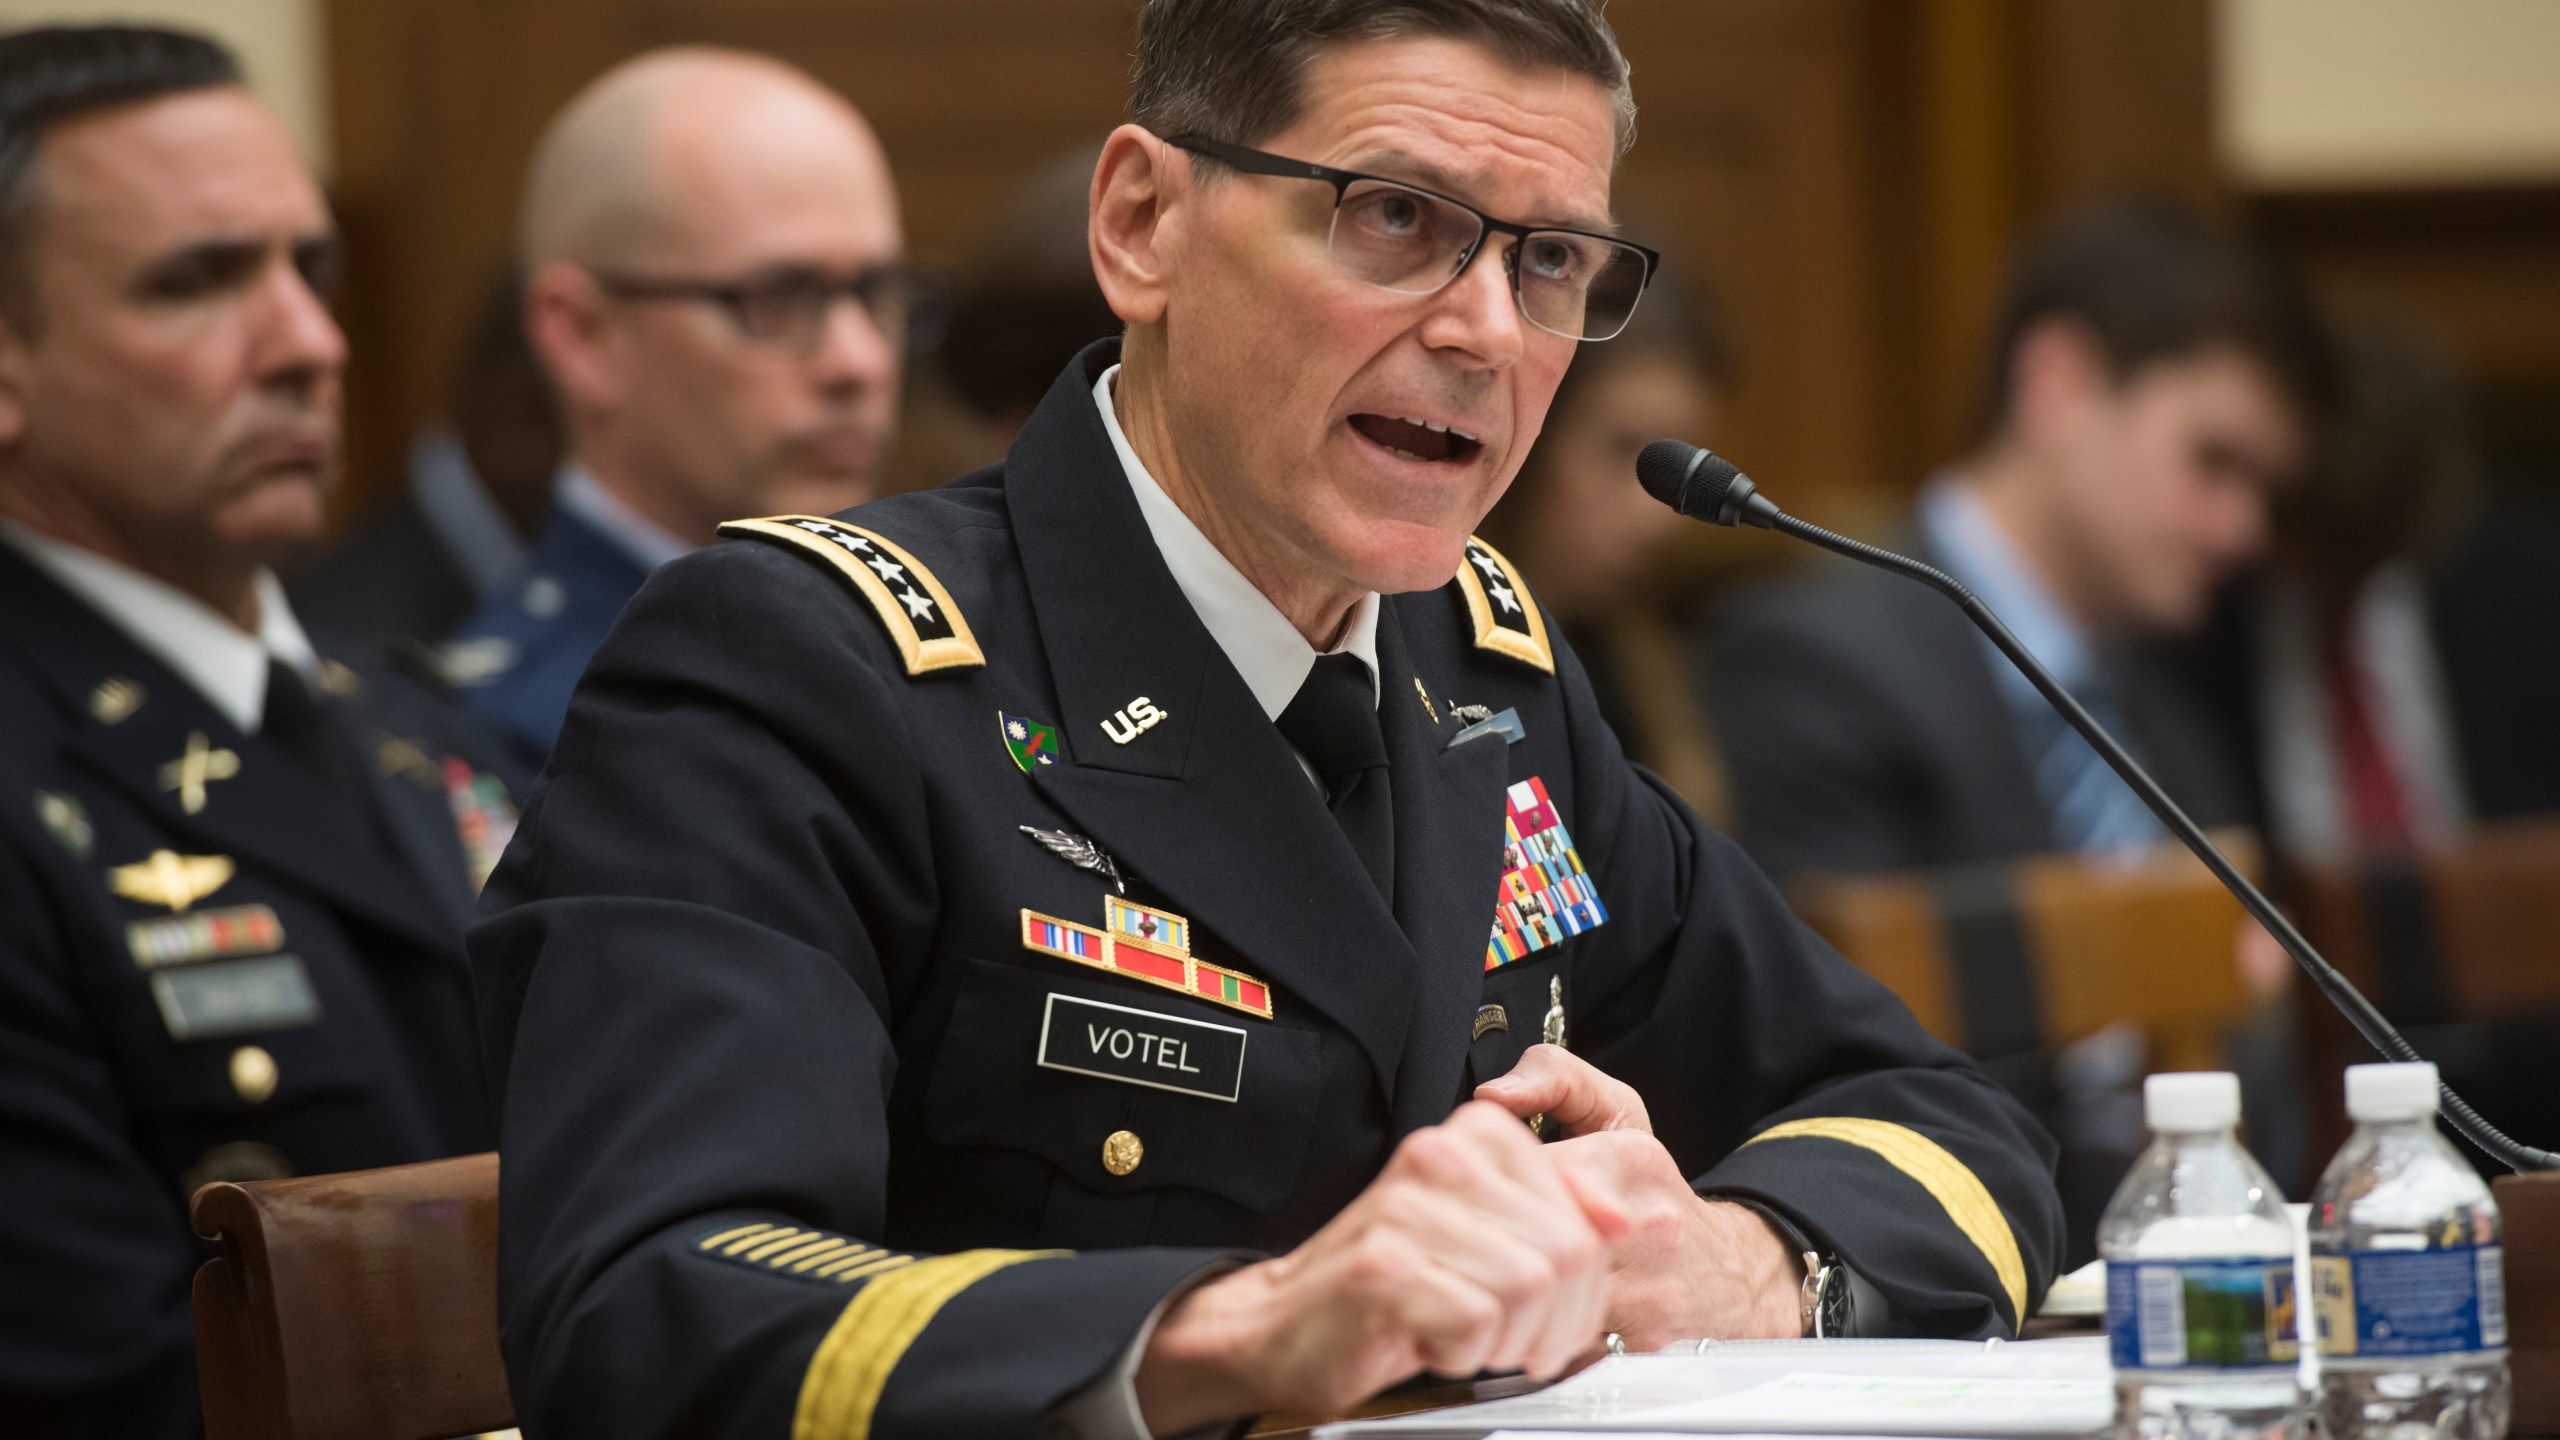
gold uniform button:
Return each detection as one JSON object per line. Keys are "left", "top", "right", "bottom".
{"left": 229, "top": 1045, "right": 278, "bottom": 1104}
{"left": 1101, "top": 1129, "right": 1144, "bottom": 1177}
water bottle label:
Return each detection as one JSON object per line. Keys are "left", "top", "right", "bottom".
{"left": 2312, "top": 1243, "right": 2506, "bottom": 1357}
{"left": 2106, "top": 1257, "right": 2300, "bottom": 1370}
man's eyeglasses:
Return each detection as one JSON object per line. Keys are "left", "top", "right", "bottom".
{"left": 1163, "top": 133, "right": 1658, "bottom": 343}
{"left": 590, "top": 263, "right": 934, "bottom": 353}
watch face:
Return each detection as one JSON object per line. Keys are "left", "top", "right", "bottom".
{"left": 1812, "top": 1263, "right": 1853, "bottom": 1338}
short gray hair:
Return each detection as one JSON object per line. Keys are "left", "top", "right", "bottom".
{"left": 1130, "top": 0, "right": 1635, "bottom": 163}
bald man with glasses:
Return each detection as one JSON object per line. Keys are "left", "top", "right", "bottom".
{"left": 474, "top": 3, "right": 2062, "bottom": 1436}
{"left": 442, "top": 48, "right": 917, "bottom": 767}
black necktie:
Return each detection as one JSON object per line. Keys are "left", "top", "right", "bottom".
{"left": 1275, "top": 653, "right": 1394, "bottom": 902}
{"left": 261, "top": 662, "right": 355, "bottom": 800}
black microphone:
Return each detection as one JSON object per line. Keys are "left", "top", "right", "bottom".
{"left": 1638, "top": 438, "right": 2558, "bottom": 1174}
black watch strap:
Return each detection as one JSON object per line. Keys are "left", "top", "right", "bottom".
{"left": 1714, "top": 1194, "right": 1857, "bottom": 1339}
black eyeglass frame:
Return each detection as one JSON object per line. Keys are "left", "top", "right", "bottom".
{"left": 587, "top": 262, "right": 933, "bottom": 351}
{"left": 1162, "top": 132, "right": 1660, "bottom": 342}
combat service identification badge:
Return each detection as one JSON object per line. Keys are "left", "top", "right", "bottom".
{"left": 1001, "top": 712, "right": 1061, "bottom": 772}
{"left": 1484, "top": 776, "right": 1608, "bottom": 969}
{"left": 1021, "top": 893, "right": 1273, "bottom": 1020}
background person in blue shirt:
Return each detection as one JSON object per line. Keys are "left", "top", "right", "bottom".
{"left": 443, "top": 48, "right": 914, "bottom": 768}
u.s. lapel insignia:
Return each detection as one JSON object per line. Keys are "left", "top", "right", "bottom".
{"left": 1021, "top": 895, "right": 1273, "bottom": 1020}
{"left": 717, "top": 515, "right": 983, "bottom": 676}
{"left": 1001, "top": 712, "right": 1061, "bottom": 772}
{"left": 158, "top": 731, "right": 241, "bottom": 815}
{"left": 1452, "top": 536, "right": 1553, "bottom": 673}
{"left": 1484, "top": 776, "right": 1609, "bottom": 969}
{"left": 90, "top": 676, "right": 146, "bottom": 724}
{"left": 126, "top": 904, "right": 285, "bottom": 968}
{"left": 34, "top": 789, "right": 92, "bottom": 859}
{"left": 1100, "top": 695, "right": 1167, "bottom": 746}
{"left": 314, "top": 658, "right": 363, "bottom": 698}
{"left": 108, "top": 849, "right": 236, "bottom": 912}
{"left": 1020, "top": 825, "right": 1125, "bottom": 893}
{"left": 376, "top": 735, "right": 439, "bottom": 789}
{"left": 440, "top": 755, "right": 517, "bottom": 892}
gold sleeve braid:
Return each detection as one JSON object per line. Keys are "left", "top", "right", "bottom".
{"left": 792, "top": 1249, "right": 1068, "bottom": 1440}
{"left": 1742, "top": 1116, "right": 2028, "bottom": 1330}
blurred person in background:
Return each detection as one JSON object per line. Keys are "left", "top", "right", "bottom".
{"left": 1700, "top": 197, "right": 2329, "bottom": 1255}
{"left": 2190, "top": 312, "right": 2560, "bottom": 1165}
{"left": 443, "top": 47, "right": 913, "bottom": 768}
{"left": 288, "top": 265, "right": 562, "bottom": 645}
{"left": 1477, "top": 236, "right": 1736, "bottom": 821}
{"left": 0, "top": 27, "right": 519, "bottom": 1435}
{"left": 2235, "top": 312, "right": 2482, "bottom": 864}
{"left": 1703, "top": 197, "right": 2324, "bottom": 885}
{"left": 894, "top": 139, "right": 1122, "bottom": 488}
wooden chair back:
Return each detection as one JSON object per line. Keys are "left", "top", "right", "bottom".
{"left": 1790, "top": 838, "right": 2261, "bottom": 1072}
{"left": 190, "top": 1151, "right": 513, "bottom": 1440}
{"left": 2291, "top": 817, "right": 2560, "bottom": 1023}
{"left": 2287, "top": 818, "right": 2560, "bottom": 1160}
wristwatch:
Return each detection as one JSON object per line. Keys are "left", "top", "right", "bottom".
{"left": 1720, "top": 1196, "right": 1855, "bottom": 1338}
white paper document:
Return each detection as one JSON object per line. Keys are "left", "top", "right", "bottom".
{"left": 1315, "top": 1337, "right": 2114, "bottom": 1438}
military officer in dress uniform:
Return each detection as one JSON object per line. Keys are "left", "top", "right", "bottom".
{"left": 0, "top": 28, "right": 515, "bottom": 1437}
{"left": 475, "top": 3, "right": 2067, "bottom": 1437}
{"left": 441, "top": 49, "right": 914, "bottom": 769}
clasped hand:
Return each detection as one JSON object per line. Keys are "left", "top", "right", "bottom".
{"left": 1133, "top": 1046, "right": 1801, "bottom": 1433}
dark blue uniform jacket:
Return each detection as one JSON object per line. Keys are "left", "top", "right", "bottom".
{"left": 475, "top": 344, "right": 2064, "bottom": 1440}
{"left": 0, "top": 542, "right": 512, "bottom": 1438}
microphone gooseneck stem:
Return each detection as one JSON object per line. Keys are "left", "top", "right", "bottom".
{"left": 1766, "top": 508, "right": 2560, "bottom": 1173}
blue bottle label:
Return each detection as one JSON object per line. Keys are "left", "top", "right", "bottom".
{"left": 2312, "top": 1243, "right": 2506, "bottom": 1357}
{"left": 2107, "top": 1257, "right": 2300, "bottom": 1370}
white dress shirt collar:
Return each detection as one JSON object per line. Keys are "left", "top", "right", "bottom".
{"left": 1917, "top": 473, "right": 2101, "bottom": 693}
{"left": 1093, "top": 364, "right": 1380, "bottom": 721}
{"left": 0, "top": 519, "right": 318, "bottom": 734}
{"left": 556, "top": 463, "right": 695, "bottom": 572}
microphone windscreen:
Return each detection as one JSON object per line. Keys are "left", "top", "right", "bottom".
{"left": 1636, "top": 439, "right": 1701, "bottom": 510}
{"left": 1637, "top": 440, "right": 1750, "bottom": 522}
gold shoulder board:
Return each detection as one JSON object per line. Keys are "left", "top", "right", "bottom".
{"left": 717, "top": 515, "right": 984, "bottom": 676}
{"left": 1452, "top": 535, "right": 1553, "bottom": 673}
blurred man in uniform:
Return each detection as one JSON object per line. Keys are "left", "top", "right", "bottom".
{"left": 0, "top": 27, "right": 517, "bottom": 1437}
{"left": 289, "top": 266, "right": 563, "bottom": 646}
{"left": 444, "top": 48, "right": 915, "bottom": 767}
{"left": 476, "top": 4, "right": 2064, "bottom": 1437}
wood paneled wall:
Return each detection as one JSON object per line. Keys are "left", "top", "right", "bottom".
{"left": 321, "top": 0, "right": 2217, "bottom": 533}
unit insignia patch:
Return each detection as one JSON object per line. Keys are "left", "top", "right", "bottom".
{"left": 717, "top": 515, "right": 983, "bottom": 675}
{"left": 1484, "top": 776, "right": 1608, "bottom": 969}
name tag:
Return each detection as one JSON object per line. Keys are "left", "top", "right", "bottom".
{"left": 150, "top": 954, "right": 321, "bottom": 1041}
{"left": 1036, "top": 992, "right": 1246, "bottom": 1103}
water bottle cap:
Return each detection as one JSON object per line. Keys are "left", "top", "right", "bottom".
{"left": 2345, "top": 1061, "right": 2440, "bottom": 1121}
{"left": 2144, "top": 1070, "right": 2240, "bottom": 1131}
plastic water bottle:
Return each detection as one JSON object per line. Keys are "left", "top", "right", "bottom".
{"left": 2101, "top": 1071, "right": 2304, "bottom": 1440}
{"left": 2311, "top": 1061, "right": 2509, "bottom": 1440}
